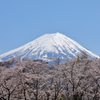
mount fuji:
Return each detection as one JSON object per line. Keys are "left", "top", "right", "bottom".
{"left": 0, "top": 33, "right": 99, "bottom": 61}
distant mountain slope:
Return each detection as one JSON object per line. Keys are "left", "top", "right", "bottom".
{"left": 0, "top": 32, "right": 99, "bottom": 61}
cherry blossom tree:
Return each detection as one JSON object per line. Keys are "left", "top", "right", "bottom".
{"left": 0, "top": 57, "right": 100, "bottom": 100}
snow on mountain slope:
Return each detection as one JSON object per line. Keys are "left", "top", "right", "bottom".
{"left": 0, "top": 32, "right": 99, "bottom": 61}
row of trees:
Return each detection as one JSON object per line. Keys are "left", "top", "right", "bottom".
{"left": 0, "top": 53, "right": 100, "bottom": 100}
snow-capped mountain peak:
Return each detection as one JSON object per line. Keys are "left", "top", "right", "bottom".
{"left": 0, "top": 32, "right": 99, "bottom": 61}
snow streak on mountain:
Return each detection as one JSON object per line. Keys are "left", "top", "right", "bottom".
{"left": 0, "top": 33, "right": 99, "bottom": 61}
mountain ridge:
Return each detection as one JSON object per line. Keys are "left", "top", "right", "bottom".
{"left": 0, "top": 32, "right": 99, "bottom": 61}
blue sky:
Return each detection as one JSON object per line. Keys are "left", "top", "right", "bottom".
{"left": 0, "top": 0, "right": 100, "bottom": 55}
